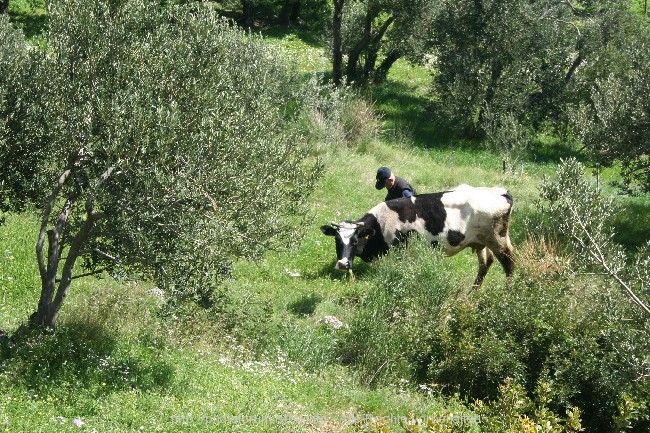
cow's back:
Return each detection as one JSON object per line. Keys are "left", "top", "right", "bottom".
{"left": 442, "top": 184, "right": 512, "bottom": 217}
{"left": 365, "top": 186, "right": 512, "bottom": 248}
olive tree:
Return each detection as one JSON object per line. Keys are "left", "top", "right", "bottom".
{"left": 429, "top": 0, "right": 634, "bottom": 138}
{"left": 0, "top": 15, "right": 29, "bottom": 223}
{"left": 569, "top": 14, "right": 650, "bottom": 194}
{"left": 430, "top": 0, "right": 575, "bottom": 135}
{"left": 0, "top": 0, "right": 322, "bottom": 330}
{"left": 331, "top": 0, "right": 436, "bottom": 85}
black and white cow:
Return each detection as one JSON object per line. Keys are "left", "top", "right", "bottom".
{"left": 320, "top": 184, "right": 514, "bottom": 287}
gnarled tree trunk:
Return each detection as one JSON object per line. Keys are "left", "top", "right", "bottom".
{"left": 332, "top": 0, "right": 345, "bottom": 85}
{"left": 29, "top": 152, "right": 112, "bottom": 330}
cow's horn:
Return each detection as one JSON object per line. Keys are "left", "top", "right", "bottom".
{"left": 330, "top": 222, "right": 340, "bottom": 228}
{"left": 356, "top": 222, "right": 364, "bottom": 227}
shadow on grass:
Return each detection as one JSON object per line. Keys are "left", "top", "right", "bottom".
{"left": 367, "top": 78, "right": 589, "bottom": 167}
{"left": 365, "top": 80, "right": 452, "bottom": 149}
{"left": 1, "top": 320, "right": 174, "bottom": 398}
{"left": 288, "top": 292, "right": 323, "bottom": 316}
{"left": 612, "top": 199, "right": 650, "bottom": 253}
{"left": 260, "top": 24, "right": 325, "bottom": 48}
{"left": 9, "top": 9, "right": 48, "bottom": 41}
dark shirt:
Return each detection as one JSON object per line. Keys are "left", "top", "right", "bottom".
{"left": 385, "top": 177, "right": 416, "bottom": 201}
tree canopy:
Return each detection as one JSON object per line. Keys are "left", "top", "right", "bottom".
{"left": 331, "top": 0, "right": 436, "bottom": 85}
{"left": 0, "top": 0, "right": 322, "bottom": 329}
{"left": 569, "top": 13, "right": 650, "bottom": 194}
{"left": 429, "top": 0, "right": 650, "bottom": 191}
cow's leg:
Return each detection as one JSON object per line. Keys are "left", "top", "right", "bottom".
{"left": 492, "top": 237, "right": 515, "bottom": 278}
{"left": 491, "top": 214, "right": 515, "bottom": 279}
{"left": 473, "top": 246, "right": 494, "bottom": 288}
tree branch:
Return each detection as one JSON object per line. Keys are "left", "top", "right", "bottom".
{"left": 56, "top": 268, "right": 107, "bottom": 283}
{"left": 36, "top": 149, "right": 84, "bottom": 282}
{"left": 568, "top": 206, "right": 650, "bottom": 315}
{"left": 86, "top": 247, "right": 116, "bottom": 262}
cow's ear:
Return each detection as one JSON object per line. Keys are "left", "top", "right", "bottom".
{"left": 320, "top": 225, "right": 338, "bottom": 236}
{"left": 358, "top": 227, "right": 375, "bottom": 239}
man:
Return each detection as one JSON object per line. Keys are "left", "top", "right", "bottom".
{"left": 375, "top": 166, "right": 417, "bottom": 201}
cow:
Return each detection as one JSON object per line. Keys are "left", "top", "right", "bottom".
{"left": 320, "top": 184, "right": 514, "bottom": 287}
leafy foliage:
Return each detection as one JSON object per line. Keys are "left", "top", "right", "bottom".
{"left": 0, "top": 15, "right": 30, "bottom": 220}
{"left": 474, "top": 379, "right": 583, "bottom": 433}
{"left": 430, "top": 0, "right": 583, "bottom": 135}
{"left": 569, "top": 15, "right": 650, "bottom": 194}
{"left": 331, "top": 0, "right": 436, "bottom": 84}
{"left": 538, "top": 158, "right": 650, "bottom": 315}
{"left": 0, "top": 0, "right": 323, "bottom": 327}
{"left": 429, "top": 0, "right": 650, "bottom": 192}
{"left": 339, "top": 238, "right": 457, "bottom": 386}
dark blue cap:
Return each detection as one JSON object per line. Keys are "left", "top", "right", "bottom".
{"left": 375, "top": 167, "right": 392, "bottom": 189}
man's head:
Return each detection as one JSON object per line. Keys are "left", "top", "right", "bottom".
{"left": 375, "top": 166, "right": 395, "bottom": 190}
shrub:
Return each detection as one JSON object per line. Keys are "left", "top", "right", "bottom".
{"left": 537, "top": 158, "right": 650, "bottom": 316}
{"left": 474, "top": 378, "right": 583, "bottom": 433}
{"left": 421, "top": 264, "right": 650, "bottom": 431}
{"left": 299, "top": 79, "right": 382, "bottom": 149}
{"left": 339, "top": 237, "right": 457, "bottom": 386}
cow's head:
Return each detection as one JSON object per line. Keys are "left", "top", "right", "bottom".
{"left": 320, "top": 221, "right": 376, "bottom": 270}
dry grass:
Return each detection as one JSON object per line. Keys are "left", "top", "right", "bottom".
{"left": 515, "top": 234, "right": 573, "bottom": 280}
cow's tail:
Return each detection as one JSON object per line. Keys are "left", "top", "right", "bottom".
{"left": 502, "top": 191, "right": 514, "bottom": 214}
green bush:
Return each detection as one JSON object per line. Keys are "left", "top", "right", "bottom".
{"left": 474, "top": 378, "right": 583, "bottom": 433}
{"left": 422, "top": 185, "right": 650, "bottom": 432}
{"left": 427, "top": 274, "right": 570, "bottom": 399}
{"left": 0, "top": 15, "right": 29, "bottom": 218}
{"left": 339, "top": 237, "right": 457, "bottom": 386}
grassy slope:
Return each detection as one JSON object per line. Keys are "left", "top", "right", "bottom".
{"left": 3, "top": 12, "right": 650, "bottom": 433}
{"left": 0, "top": 88, "right": 556, "bottom": 433}
{"left": 0, "top": 74, "right": 508, "bottom": 433}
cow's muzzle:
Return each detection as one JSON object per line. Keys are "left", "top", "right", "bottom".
{"left": 334, "top": 258, "right": 352, "bottom": 270}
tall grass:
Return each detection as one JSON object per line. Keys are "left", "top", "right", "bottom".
{"left": 0, "top": 213, "right": 40, "bottom": 330}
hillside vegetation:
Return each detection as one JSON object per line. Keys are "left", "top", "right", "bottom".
{"left": 2, "top": 1, "right": 650, "bottom": 432}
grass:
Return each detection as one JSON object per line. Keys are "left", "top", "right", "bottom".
{"left": 6, "top": 0, "right": 47, "bottom": 43}
{"left": 3, "top": 7, "right": 650, "bottom": 433}
{"left": 0, "top": 138, "right": 585, "bottom": 431}
{"left": 2, "top": 266, "right": 475, "bottom": 432}
{"left": 0, "top": 112, "right": 492, "bottom": 432}
{"left": 0, "top": 213, "right": 40, "bottom": 330}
